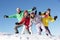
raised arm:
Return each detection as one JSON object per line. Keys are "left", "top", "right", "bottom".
{"left": 28, "top": 7, "right": 36, "bottom": 12}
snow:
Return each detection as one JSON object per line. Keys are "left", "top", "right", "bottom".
{"left": 0, "top": 33, "right": 60, "bottom": 40}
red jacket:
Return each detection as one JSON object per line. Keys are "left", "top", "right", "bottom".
{"left": 19, "top": 17, "right": 30, "bottom": 30}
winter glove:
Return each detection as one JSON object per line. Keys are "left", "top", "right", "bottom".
{"left": 32, "top": 7, "right": 36, "bottom": 11}
{"left": 4, "top": 15, "right": 9, "bottom": 18}
{"left": 39, "top": 12, "right": 41, "bottom": 15}
{"left": 15, "top": 22, "right": 20, "bottom": 25}
{"left": 35, "top": 10, "right": 37, "bottom": 15}
{"left": 54, "top": 16, "right": 57, "bottom": 20}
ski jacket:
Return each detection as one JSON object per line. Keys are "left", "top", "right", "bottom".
{"left": 30, "top": 15, "right": 43, "bottom": 26}
{"left": 19, "top": 17, "right": 30, "bottom": 30}
{"left": 41, "top": 13, "right": 55, "bottom": 27}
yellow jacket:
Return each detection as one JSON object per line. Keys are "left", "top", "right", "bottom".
{"left": 41, "top": 14, "right": 55, "bottom": 27}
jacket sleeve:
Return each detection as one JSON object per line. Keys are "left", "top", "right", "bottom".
{"left": 19, "top": 18, "right": 25, "bottom": 24}
{"left": 9, "top": 14, "right": 16, "bottom": 18}
{"left": 49, "top": 16, "right": 55, "bottom": 22}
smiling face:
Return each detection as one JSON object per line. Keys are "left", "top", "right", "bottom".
{"left": 24, "top": 10, "right": 28, "bottom": 17}
{"left": 46, "top": 11, "right": 50, "bottom": 15}
{"left": 30, "top": 12, "right": 35, "bottom": 19}
{"left": 46, "top": 8, "right": 51, "bottom": 15}
{"left": 24, "top": 12, "right": 28, "bottom": 17}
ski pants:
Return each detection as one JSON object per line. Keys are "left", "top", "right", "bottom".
{"left": 21, "top": 25, "right": 32, "bottom": 34}
{"left": 36, "top": 23, "right": 46, "bottom": 35}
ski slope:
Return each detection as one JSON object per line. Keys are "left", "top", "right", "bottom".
{"left": 0, "top": 33, "right": 60, "bottom": 40}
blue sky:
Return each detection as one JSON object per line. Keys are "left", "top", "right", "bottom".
{"left": 0, "top": 0, "right": 60, "bottom": 35}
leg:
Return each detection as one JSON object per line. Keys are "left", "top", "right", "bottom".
{"left": 21, "top": 25, "right": 26, "bottom": 34}
{"left": 29, "top": 27, "right": 32, "bottom": 34}
{"left": 27, "top": 29, "right": 31, "bottom": 34}
{"left": 21, "top": 25, "right": 31, "bottom": 34}
{"left": 36, "top": 24, "right": 41, "bottom": 35}
{"left": 45, "top": 27, "right": 52, "bottom": 36}
{"left": 25, "top": 26, "right": 31, "bottom": 34}
{"left": 40, "top": 27, "right": 43, "bottom": 32}
{"left": 40, "top": 23, "right": 46, "bottom": 32}
{"left": 40, "top": 23, "right": 46, "bottom": 35}
{"left": 14, "top": 25, "right": 21, "bottom": 34}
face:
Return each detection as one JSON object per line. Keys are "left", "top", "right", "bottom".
{"left": 30, "top": 13, "right": 35, "bottom": 19}
{"left": 46, "top": 11, "right": 50, "bottom": 15}
{"left": 24, "top": 12, "right": 28, "bottom": 17}
{"left": 16, "top": 8, "right": 20, "bottom": 13}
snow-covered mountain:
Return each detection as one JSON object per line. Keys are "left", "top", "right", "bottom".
{"left": 0, "top": 33, "right": 60, "bottom": 40}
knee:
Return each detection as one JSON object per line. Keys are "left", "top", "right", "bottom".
{"left": 14, "top": 25, "right": 18, "bottom": 29}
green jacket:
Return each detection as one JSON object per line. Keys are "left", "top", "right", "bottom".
{"left": 9, "top": 9, "right": 32, "bottom": 22}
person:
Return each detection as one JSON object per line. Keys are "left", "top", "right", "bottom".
{"left": 38, "top": 12, "right": 43, "bottom": 32}
{"left": 30, "top": 11, "right": 46, "bottom": 35}
{"left": 4, "top": 7, "right": 36, "bottom": 34}
{"left": 16, "top": 10, "right": 31, "bottom": 34}
{"left": 41, "top": 8, "right": 57, "bottom": 36}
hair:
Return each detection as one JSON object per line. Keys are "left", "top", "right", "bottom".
{"left": 23, "top": 10, "right": 29, "bottom": 17}
{"left": 47, "top": 8, "right": 51, "bottom": 11}
{"left": 39, "top": 12, "right": 41, "bottom": 15}
{"left": 35, "top": 10, "right": 37, "bottom": 15}
{"left": 30, "top": 12, "right": 35, "bottom": 19}
{"left": 31, "top": 12, "right": 35, "bottom": 14}
{"left": 44, "top": 11, "right": 51, "bottom": 16}
{"left": 24, "top": 10, "right": 28, "bottom": 13}
{"left": 43, "top": 8, "right": 51, "bottom": 16}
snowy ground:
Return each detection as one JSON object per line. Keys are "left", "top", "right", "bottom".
{"left": 0, "top": 33, "right": 60, "bottom": 40}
